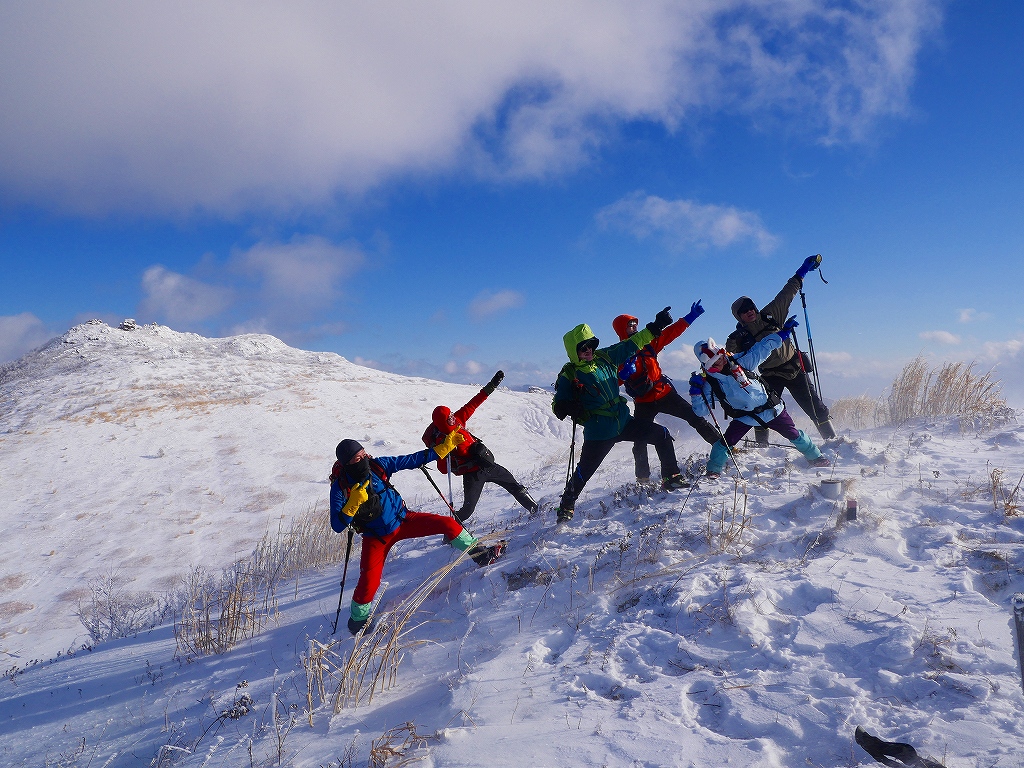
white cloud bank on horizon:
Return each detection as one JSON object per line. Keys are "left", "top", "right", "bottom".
{"left": 0, "top": 1, "right": 942, "bottom": 216}
{"left": 597, "top": 193, "right": 779, "bottom": 254}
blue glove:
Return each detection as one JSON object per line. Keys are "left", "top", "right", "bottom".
{"left": 682, "top": 300, "right": 704, "bottom": 325}
{"left": 620, "top": 355, "right": 638, "bottom": 380}
{"left": 795, "top": 254, "right": 822, "bottom": 279}
{"left": 776, "top": 315, "right": 799, "bottom": 341}
{"left": 688, "top": 373, "right": 704, "bottom": 396}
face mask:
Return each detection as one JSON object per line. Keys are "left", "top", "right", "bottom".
{"left": 347, "top": 456, "right": 370, "bottom": 483}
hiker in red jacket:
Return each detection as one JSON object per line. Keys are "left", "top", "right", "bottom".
{"left": 613, "top": 300, "right": 720, "bottom": 484}
{"left": 422, "top": 370, "right": 537, "bottom": 523}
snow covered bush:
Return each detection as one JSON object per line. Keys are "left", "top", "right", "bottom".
{"left": 76, "top": 572, "right": 172, "bottom": 643}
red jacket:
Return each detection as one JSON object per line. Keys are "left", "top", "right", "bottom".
{"left": 421, "top": 389, "right": 488, "bottom": 475}
{"left": 611, "top": 314, "right": 691, "bottom": 403}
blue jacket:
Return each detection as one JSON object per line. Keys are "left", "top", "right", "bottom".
{"left": 329, "top": 448, "right": 439, "bottom": 537}
{"left": 691, "top": 334, "right": 786, "bottom": 427}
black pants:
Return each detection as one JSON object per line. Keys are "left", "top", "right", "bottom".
{"left": 458, "top": 463, "right": 535, "bottom": 522}
{"left": 754, "top": 370, "right": 830, "bottom": 444}
{"left": 560, "top": 418, "right": 678, "bottom": 508}
{"left": 631, "top": 389, "right": 720, "bottom": 478}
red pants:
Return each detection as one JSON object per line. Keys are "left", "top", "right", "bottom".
{"left": 351, "top": 511, "right": 465, "bottom": 605}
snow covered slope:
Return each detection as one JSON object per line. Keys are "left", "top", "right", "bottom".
{"left": 0, "top": 321, "right": 568, "bottom": 661}
{"left": 2, "top": 322, "right": 1024, "bottom": 766}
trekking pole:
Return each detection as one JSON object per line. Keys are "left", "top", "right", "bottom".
{"left": 790, "top": 329, "right": 826, "bottom": 427}
{"left": 565, "top": 419, "right": 579, "bottom": 486}
{"left": 798, "top": 260, "right": 828, "bottom": 406}
{"left": 446, "top": 463, "right": 454, "bottom": 509}
{"left": 697, "top": 375, "right": 745, "bottom": 482}
{"left": 420, "top": 466, "right": 456, "bottom": 514}
{"left": 330, "top": 528, "right": 355, "bottom": 634}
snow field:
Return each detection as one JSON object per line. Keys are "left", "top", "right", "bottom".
{"left": 2, "top": 322, "right": 1023, "bottom": 766}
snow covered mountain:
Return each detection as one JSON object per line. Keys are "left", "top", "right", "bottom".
{"left": 2, "top": 321, "right": 1024, "bottom": 766}
{"left": 0, "top": 320, "right": 568, "bottom": 661}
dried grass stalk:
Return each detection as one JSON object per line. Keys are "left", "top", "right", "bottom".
{"left": 332, "top": 533, "right": 503, "bottom": 711}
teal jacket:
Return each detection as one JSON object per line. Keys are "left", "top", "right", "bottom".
{"left": 553, "top": 323, "right": 654, "bottom": 441}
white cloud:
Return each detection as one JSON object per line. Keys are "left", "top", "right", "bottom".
{"left": 231, "top": 235, "right": 364, "bottom": 321}
{"left": 138, "top": 236, "right": 364, "bottom": 339}
{"left": 468, "top": 290, "right": 525, "bottom": 321}
{"left": 958, "top": 308, "right": 991, "bottom": 323}
{"left": 981, "top": 338, "right": 1024, "bottom": 360}
{"left": 919, "top": 330, "right": 960, "bottom": 345}
{"left": 0, "top": 312, "right": 54, "bottom": 363}
{"left": 0, "top": 2, "right": 942, "bottom": 215}
{"left": 597, "top": 193, "right": 779, "bottom": 254}
{"left": 139, "top": 265, "right": 233, "bottom": 325}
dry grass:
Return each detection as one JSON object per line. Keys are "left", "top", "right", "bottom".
{"left": 878, "top": 356, "right": 1010, "bottom": 430}
{"left": 703, "top": 481, "right": 753, "bottom": 556}
{"left": 301, "top": 534, "right": 504, "bottom": 715}
{"left": 990, "top": 467, "right": 1024, "bottom": 518}
{"left": 330, "top": 536, "right": 502, "bottom": 711}
{"left": 367, "top": 722, "right": 433, "bottom": 768}
{"left": 829, "top": 395, "right": 878, "bottom": 431}
{"left": 173, "top": 503, "right": 349, "bottom": 658}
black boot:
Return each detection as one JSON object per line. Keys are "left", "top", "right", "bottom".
{"left": 816, "top": 419, "right": 837, "bottom": 440}
{"left": 753, "top": 427, "right": 769, "bottom": 448}
{"left": 469, "top": 540, "right": 506, "bottom": 566}
{"left": 347, "top": 615, "right": 376, "bottom": 636}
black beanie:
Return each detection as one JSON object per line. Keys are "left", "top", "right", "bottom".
{"left": 335, "top": 439, "right": 364, "bottom": 464}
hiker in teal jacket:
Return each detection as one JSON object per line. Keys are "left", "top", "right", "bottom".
{"left": 552, "top": 308, "right": 689, "bottom": 523}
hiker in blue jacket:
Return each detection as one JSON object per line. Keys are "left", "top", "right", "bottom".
{"left": 329, "top": 437, "right": 505, "bottom": 634}
{"left": 689, "top": 322, "right": 831, "bottom": 478}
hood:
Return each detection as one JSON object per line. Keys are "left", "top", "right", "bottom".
{"left": 694, "top": 338, "right": 726, "bottom": 368}
{"left": 731, "top": 296, "right": 757, "bottom": 321}
{"left": 563, "top": 324, "right": 598, "bottom": 365}
{"left": 612, "top": 314, "right": 638, "bottom": 341}
{"left": 431, "top": 405, "right": 454, "bottom": 433}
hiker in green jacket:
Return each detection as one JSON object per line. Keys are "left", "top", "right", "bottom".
{"left": 551, "top": 308, "right": 689, "bottom": 523}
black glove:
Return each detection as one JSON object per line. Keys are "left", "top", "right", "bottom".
{"left": 553, "top": 399, "right": 586, "bottom": 422}
{"left": 483, "top": 370, "right": 504, "bottom": 395}
{"left": 645, "top": 306, "right": 673, "bottom": 337}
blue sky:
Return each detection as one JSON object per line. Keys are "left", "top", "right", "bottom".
{"left": 2, "top": 2, "right": 1023, "bottom": 404}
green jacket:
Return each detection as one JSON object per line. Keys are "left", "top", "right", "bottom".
{"left": 552, "top": 323, "right": 654, "bottom": 441}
